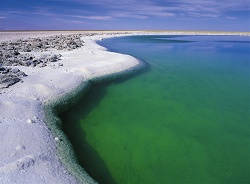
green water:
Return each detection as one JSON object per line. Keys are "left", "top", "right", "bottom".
{"left": 60, "top": 35, "right": 250, "bottom": 184}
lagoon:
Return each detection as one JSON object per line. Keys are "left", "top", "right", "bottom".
{"left": 60, "top": 35, "right": 250, "bottom": 184}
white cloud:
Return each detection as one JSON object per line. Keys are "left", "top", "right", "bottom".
{"left": 2, "top": 0, "right": 249, "bottom": 23}
{"left": 48, "top": 0, "right": 176, "bottom": 18}
{"left": 163, "top": 0, "right": 250, "bottom": 18}
{"left": 55, "top": 0, "right": 249, "bottom": 19}
{"left": 71, "top": 15, "right": 113, "bottom": 20}
{"left": 111, "top": 12, "right": 148, "bottom": 19}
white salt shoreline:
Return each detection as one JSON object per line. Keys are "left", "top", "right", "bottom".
{"left": 0, "top": 31, "right": 249, "bottom": 184}
{"left": 0, "top": 32, "right": 143, "bottom": 184}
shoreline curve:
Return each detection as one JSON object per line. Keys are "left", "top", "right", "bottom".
{"left": 0, "top": 32, "right": 144, "bottom": 184}
{"left": 0, "top": 31, "right": 249, "bottom": 183}
{"left": 43, "top": 36, "right": 146, "bottom": 183}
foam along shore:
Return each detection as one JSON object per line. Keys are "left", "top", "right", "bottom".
{"left": 0, "top": 32, "right": 142, "bottom": 184}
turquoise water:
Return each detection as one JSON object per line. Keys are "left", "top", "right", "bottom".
{"left": 60, "top": 35, "right": 250, "bottom": 184}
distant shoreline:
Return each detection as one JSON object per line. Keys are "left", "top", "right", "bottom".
{"left": 0, "top": 30, "right": 249, "bottom": 35}
{"left": 1, "top": 30, "right": 249, "bottom": 43}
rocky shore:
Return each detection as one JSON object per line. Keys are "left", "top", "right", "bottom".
{"left": 0, "top": 34, "right": 84, "bottom": 89}
{"left": 0, "top": 67, "right": 27, "bottom": 88}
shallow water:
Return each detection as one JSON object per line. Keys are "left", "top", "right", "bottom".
{"left": 60, "top": 35, "right": 250, "bottom": 184}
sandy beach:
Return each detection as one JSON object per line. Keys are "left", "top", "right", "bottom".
{"left": 0, "top": 31, "right": 249, "bottom": 184}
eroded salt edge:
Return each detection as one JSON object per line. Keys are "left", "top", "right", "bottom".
{"left": 43, "top": 32, "right": 250, "bottom": 183}
{"left": 0, "top": 33, "right": 144, "bottom": 184}
{"left": 42, "top": 37, "right": 146, "bottom": 183}
{"left": 2, "top": 31, "right": 247, "bottom": 183}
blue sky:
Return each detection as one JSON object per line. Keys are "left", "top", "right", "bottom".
{"left": 0, "top": 0, "right": 249, "bottom": 31}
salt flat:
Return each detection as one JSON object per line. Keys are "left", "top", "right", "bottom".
{"left": 0, "top": 31, "right": 248, "bottom": 184}
{"left": 0, "top": 31, "right": 141, "bottom": 184}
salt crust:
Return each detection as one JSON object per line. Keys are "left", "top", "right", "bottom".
{"left": 0, "top": 31, "right": 142, "bottom": 184}
{"left": 0, "top": 31, "right": 248, "bottom": 183}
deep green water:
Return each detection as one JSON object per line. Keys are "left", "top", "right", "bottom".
{"left": 60, "top": 35, "right": 250, "bottom": 184}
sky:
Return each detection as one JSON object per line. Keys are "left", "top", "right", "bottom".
{"left": 0, "top": 0, "right": 249, "bottom": 31}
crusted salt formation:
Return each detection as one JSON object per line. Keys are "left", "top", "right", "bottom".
{"left": 0, "top": 34, "right": 84, "bottom": 88}
{"left": 0, "top": 67, "right": 27, "bottom": 89}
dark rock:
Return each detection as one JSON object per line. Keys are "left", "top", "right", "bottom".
{"left": 0, "top": 74, "right": 21, "bottom": 88}
{"left": 0, "top": 34, "right": 87, "bottom": 88}
{"left": 14, "top": 50, "right": 20, "bottom": 56}
{"left": 10, "top": 68, "right": 19, "bottom": 73}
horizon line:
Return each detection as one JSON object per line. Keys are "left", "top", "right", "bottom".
{"left": 0, "top": 29, "right": 249, "bottom": 34}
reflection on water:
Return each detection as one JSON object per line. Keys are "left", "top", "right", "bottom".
{"left": 60, "top": 35, "right": 250, "bottom": 184}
